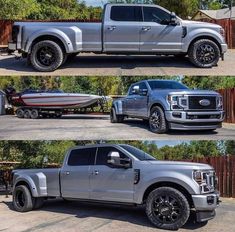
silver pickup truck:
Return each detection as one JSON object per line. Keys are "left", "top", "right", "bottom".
{"left": 8, "top": 3, "right": 227, "bottom": 72}
{"left": 12, "top": 144, "right": 219, "bottom": 230}
{"left": 111, "top": 79, "right": 224, "bottom": 133}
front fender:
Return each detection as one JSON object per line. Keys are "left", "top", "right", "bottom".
{"left": 135, "top": 172, "right": 199, "bottom": 204}
{"left": 14, "top": 172, "right": 47, "bottom": 197}
{"left": 24, "top": 27, "right": 82, "bottom": 53}
{"left": 182, "top": 29, "right": 225, "bottom": 52}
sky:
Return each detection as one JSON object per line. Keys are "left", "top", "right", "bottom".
{"left": 152, "top": 140, "right": 188, "bottom": 148}
{"left": 83, "top": 0, "right": 106, "bottom": 7}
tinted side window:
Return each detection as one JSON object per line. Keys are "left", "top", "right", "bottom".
{"left": 143, "top": 7, "right": 171, "bottom": 24}
{"left": 111, "top": 6, "right": 142, "bottom": 22}
{"left": 68, "top": 148, "right": 96, "bottom": 166}
{"left": 96, "top": 146, "right": 127, "bottom": 166}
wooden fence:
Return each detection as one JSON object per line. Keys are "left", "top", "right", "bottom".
{"left": 218, "top": 88, "right": 235, "bottom": 123}
{"left": 182, "top": 156, "right": 235, "bottom": 198}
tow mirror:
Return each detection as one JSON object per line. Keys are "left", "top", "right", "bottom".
{"left": 170, "top": 12, "right": 178, "bottom": 26}
{"left": 132, "top": 86, "right": 140, "bottom": 94}
{"left": 107, "top": 151, "right": 132, "bottom": 168}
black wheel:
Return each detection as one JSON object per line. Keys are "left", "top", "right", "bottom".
{"left": 146, "top": 187, "right": 190, "bottom": 230}
{"left": 31, "top": 109, "right": 39, "bottom": 119}
{"left": 16, "top": 108, "right": 24, "bottom": 118}
{"left": 13, "top": 185, "right": 34, "bottom": 212}
{"left": 188, "top": 39, "right": 220, "bottom": 68}
{"left": 30, "top": 40, "right": 64, "bottom": 72}
{"left": 110, "top": 107, "right": 124, "bottom": 123}
{"left": 33, "top": 198, "right": 44, "bottom": 209}
{"left": 149, "top": 106, "right": 168, "bottom": 134}
{"left": 24, "top": 109, "right": 31, "bottom": 119}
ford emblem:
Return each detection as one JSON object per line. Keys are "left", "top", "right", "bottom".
{"left": 199, "top": 99, "right": 210, "bottom": 106}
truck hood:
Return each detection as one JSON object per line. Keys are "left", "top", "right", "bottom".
{"left": 147, "top": 160, "right": 213, "bottom": 170}
{"left": 181, "top": 20, "right": 221, "bottom": 29}
{"left": 151, "top": 89, "right": 219, "bottom": 96}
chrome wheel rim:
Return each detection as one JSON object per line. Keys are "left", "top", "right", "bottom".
{"left": 196, "top": 44, "right": 216, "bottom": 64}
{"left": 152, "top": 195, "right": 182, "bottom": 224}
{"left": 37, "top": 46, "right": 56, "bottom": 66}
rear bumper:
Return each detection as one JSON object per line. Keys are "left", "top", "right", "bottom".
{"left": 165, "top": 110, "right": 224, "bottom": 130}
{"left": 192, "top": 191, "right": 220, "bottom": 222}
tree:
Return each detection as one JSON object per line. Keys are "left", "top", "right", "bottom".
{"left": 0, "top": 0, "right": 40, "bottom": 19}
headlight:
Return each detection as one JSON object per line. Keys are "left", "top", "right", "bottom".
{"left": 217, "top": 96, "right": 223, "bottom": 110}
{"left": 167, "top": 95, "right": 188, "bottom": 110}
{"left": 193, "top": 170, "right": 216, "bottom": 194}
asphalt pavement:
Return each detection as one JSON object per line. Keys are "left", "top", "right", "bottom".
{"left": 0, "top": 50, "right": 235, "bottom": 76}
{"left": 0, "top": 115, "right": 234, "bottom": 140}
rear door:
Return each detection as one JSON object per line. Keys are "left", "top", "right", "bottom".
{"left": 103, "top": 5, "right": 142, "bottom": 52}
{"left": 140, "top": 6, "right": 183, "bottom": 52}
{"left": 60, "top": 147, "right": 96, "bottom": 199}
{"left": 90, "top": 146, "right": 134, "bottom": 203}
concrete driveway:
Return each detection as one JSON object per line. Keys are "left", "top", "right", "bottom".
{"left": 0, "top": 194, "right": 235, "bottom": 232}
{"left": 0, "top": 50, "right": 235, "bottom": 76}
{"left": 0, "top": 115, "right": 234, "bottom": 140}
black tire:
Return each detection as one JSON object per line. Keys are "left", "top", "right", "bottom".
{"left": 33, "top": 197, "right": 44, "bottom": 209}
{"left": 16, "top": 108, "right": 24, "bottom": 118}
{"left": 188, "top": 39, "right": 220, "bottom": 68}
{"left": 13, "top": 185, "right": 34, "bottom": 212}
{"left": 110, "top": 107, "right": 124, "bottom": 123}
{"left": 146, "top": 187, "right": 190, "bottom": 230}
{"left": 149, "top": 106, "right": 168, "bottom": 134}
{"left": 24, "top": 109, "right": 31, "bottom": 119}
{"left": 30, "top": 40, "right": 64, "bottom": 72}
{"left": 31, "top": 109, "right": 39, "bottom": 119}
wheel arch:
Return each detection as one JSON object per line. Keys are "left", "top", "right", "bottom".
{"left": 142, "top": 181, "right": 194, "bottom": 208}
{"left": 148, "top": 102, "right": 166, "bottom": 117}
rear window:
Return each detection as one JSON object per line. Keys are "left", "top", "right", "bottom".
{"left": 68, "top": 148, "right": 96, "bottom": 166}
{"left": 148, "top": 81, "right": 188, "bottom": 90}
{"left": 111, "top": 6, "right": 142, "bottom": 22}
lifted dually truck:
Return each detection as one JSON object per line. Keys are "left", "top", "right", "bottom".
{"left": 12, "top": 144, "right": 220, "bottom": 230}
{"left": 111, "top": 80, "right": 224, "bottom": 133}
{"left": 8, "top": 3, "right": 227, "bottom": 72}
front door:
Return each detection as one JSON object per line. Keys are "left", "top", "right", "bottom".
{"left": 140, "top": 6, "right": 183, "bottom": 52}
{"left": 60, "top": 147, "right": 96, "bottom": 199}
{"left": 90, "top": 146, "right": 134, "bottom": 203}
{"left": 103, "top": 5, "right": 142, "bottom": 52}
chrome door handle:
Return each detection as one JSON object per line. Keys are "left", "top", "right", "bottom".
{"left": 108, "top": 26, "right": 116, "bottom": 31}
{"left": 142, "top": 26, "right": 151, "bottom": 31}
{"left": 94, "top": 170, "right": 99, "bottom": 175}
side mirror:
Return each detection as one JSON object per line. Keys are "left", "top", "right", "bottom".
{"left": 140, "top": 89, "right": 148, "bottom": 96}
{"left": 132, "top": 86, "right": 140, "bottom": 94}
{"left": 170, "top": 12, "right": 178, "bottom": 26}
{"left": 107, "top": 151, "right": 132, "bottom": 168}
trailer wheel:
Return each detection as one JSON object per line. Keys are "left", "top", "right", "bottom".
{"left": 110, "top": 107, "right": 124, "bottom": 123}
{"left": 149, "top": 106, "right": 168, "bottom": 134}
{"left": 146, "top": 187, "right": 190, "bottom": 230}
{"left": 33, "top": 198, "right": 44, "bottom": 209}
{"left": 31, "top": 109, "right": 39, "bottom": 119}
{"left": 188, "top": 39, "right": 220, "bottom": 68}
{"left": 16, "top": 109, "right": 24, "bottom": 118}
{"left": 30, "top": 40, "right": 64, "bottom": 72}
{"left": 13, "top": 185, "right": 34, "bottom": 212}
{"left": 24, "top": 109, "right": 32, "bottom": 119}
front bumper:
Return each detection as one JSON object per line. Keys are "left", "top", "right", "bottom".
{"left": 192, "top": 191, "right": 220, "bottom": 222}
{"left": 165, "top": 110, "right": 224, "bottom": 130}
{"left": 221, "top": 43, "right": 228, "bottom": 54}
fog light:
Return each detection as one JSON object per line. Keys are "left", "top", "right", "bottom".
{"left": 207, "top": 196, "right": 215, "bottom": 205}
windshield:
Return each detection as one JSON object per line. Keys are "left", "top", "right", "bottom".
{"left": 120, "top": 145, "right": 156, "bottom": 161}
{"left": 148, "top": 81, "right": 188, "bottom": 90}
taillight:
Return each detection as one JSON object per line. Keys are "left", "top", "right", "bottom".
{"left": 11, "top": 25, "right": 20, "bottom": 42}
{"left": 220, "top": 28, "right": 225, "bottom": 37}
